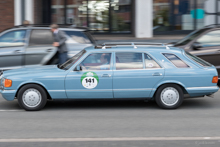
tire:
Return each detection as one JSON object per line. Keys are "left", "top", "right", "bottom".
{"left": 17, "top": 84, "right": 47, "bottom": 111}
{"left": 155, "top": 84, "right": 183, "bottom": 109}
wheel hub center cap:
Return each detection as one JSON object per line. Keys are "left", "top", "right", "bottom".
{"left": 161, "top": 87, "right": 179, "bottom": 106}
{"left": 22, "top": 88, "right": 42, "bottom": 108}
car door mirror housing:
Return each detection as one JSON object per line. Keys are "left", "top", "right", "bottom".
{"left": 192, "top": 42, "right": 202, "bottom": 50}
{"left": 75, "top": 65, "right": 82, "bottom": 71}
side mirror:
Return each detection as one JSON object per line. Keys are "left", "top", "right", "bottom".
{"left": 75, "top": 65, "right": 82, "bottom": 71}
{"left": 192, "top": 42, "right": 202, "bottom": 50}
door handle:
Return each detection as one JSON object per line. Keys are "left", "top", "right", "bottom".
{"left": 47, "top": 48, "right": 53, "bottom": 52}
{"left": 102, "top": 74, "right": 111, "bottom": 77}
{"left": 14, "top": 50, "right": 22, "bottom": 54}
{"left": 152, "top": 72, "right": 162, "bottom": 76}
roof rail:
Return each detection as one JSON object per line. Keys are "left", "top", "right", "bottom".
{"left": 11, "top": 24, "right": 89, "bottom": 30}
{"left": 203, "top": 24, "right": 220, "bottom": 28}
{"left": 101, "top": 42, "right": 170, "bottom": 49}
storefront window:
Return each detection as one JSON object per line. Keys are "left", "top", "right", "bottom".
{"left": 52, "top": 0, "right": 65, "bottom": 24}
{"left": 153, "top": 0, "right": 212, "bottom": 32}
{"left": 88, "top": 0, "right": 109, "bottom": 32}
{"left": 50, "top": 0, "right": 132, "bottom": 33}
{"left": 66, "top": 0, "right": 88, "bottom": 27}
{"left": 153, "top": 0, "right": 170, "bottom": 31}
{"left": 111, "top": 0, "right": 131, "bottom": 33}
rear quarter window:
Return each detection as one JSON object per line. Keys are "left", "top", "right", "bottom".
{"left": 185, "top": 51, "right": 212, "bottom": 67}
{"left": 64, "top": 31, "right": 91, "bottom": 44}
{"left": 163, "top": 53, "right": 189, "bottom": 68}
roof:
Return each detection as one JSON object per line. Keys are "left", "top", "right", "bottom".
{"left": 1, "top": 24, "right": 88, "bottom": 33}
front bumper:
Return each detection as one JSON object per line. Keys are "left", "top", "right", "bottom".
{"left": 0, "top": 89, "right": 16, "bottom": 101}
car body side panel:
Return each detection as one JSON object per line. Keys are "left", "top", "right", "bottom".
{"left": 149, "top": 50, "right": 219, "bottom": 98}
{"left": 3, "top": 66, "right": 68, "bottom": 100}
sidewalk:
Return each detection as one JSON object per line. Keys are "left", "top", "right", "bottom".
{"left": 93, "top": 35, "right": 186, "bottom": 44}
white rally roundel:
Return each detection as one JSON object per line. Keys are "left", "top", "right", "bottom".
{"left": 82, "top": 77, "right": 98, "bottom": 89}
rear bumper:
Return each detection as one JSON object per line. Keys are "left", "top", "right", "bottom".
{"left": 186, "top": 86, "right": 219, "bottom": 97}
{"left": 0, "top": 89, "right": 16, "bottom": 101}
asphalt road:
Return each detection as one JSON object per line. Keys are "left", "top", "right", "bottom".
{"left": 1, "top": 91, "right": 220, "bottom": 147}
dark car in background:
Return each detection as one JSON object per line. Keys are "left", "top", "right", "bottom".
{"left": 168, "top": 24, "right": 220, "bottom": 78}
{"left": 0, "top": 25, "right": 95, "bottom": 70}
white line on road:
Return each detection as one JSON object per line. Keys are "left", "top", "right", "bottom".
{"left": 0, "top": 110, "right": 22, "bottom": 112}
{"left": 0, "top": 137, "right": 220, "bottom": 142}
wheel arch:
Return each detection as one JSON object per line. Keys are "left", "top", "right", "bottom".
{"left": 15, "top": 83, "right": 52, "bottom": 100}
{"left": 151, "top": 82, "right": 188, "bottom": 98}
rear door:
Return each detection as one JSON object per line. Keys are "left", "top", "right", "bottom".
{"left": 113, "top": 52, "right": 164, "bottom": 98}
{"left": 0, "top": 29, "right": 26, "bottom": 70}
{"left": 25, "top": 29, "right": 57, "bottom": 66}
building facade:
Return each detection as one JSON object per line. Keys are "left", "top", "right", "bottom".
{"left": 0, "top": 0, "right": 219, "bottom": 37}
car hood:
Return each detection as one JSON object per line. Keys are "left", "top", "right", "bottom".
{"left": 2, "top": 65, "right": 64, "bottom": 78}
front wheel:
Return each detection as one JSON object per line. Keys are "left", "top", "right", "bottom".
{"left": 155, "top": 84, "right": 183, "bottom": 109}
{"left": 17, "top": 84, "right": 47, "bottom": 111}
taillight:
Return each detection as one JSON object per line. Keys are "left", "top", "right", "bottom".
{"left": 4, "top": 79, "right": 12, "bottom": 87}
{"left": 212, "top": 76, "right": 218, "bottom": 83}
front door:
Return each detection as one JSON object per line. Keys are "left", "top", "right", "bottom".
{"left": 113, "top": 52, "right": 164, "bottom": 98}
{"left": 65, "top": 52, "right": 113, "bottom": 99}
{"left": 0, "top": 29, "right": 26, "bottom": 70}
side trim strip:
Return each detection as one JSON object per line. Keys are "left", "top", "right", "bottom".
{"left": 50, "top": 89, "right": 156, "bottom": 92}
{"left": 186, "top": 86, "right": 218, "bottom": 90}
{"left": 1, "top": 90, "right": 16, "bottom": 92}
{"left": 48, "top": 90, "right": 65, "bottom": 92}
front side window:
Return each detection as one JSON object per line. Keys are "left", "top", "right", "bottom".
{"left": 116, "top": 52, "right": 143, "bottom": 70}
{"left": 196, "top": 30, "right": 220, "bottom": 47}
{"left": 163, "top": 53, "right": 189, "bottom": 68}
{"left": 29, "top": 30, "right": 53, "bottom": 46}
{"left": 80, "top": 53, "right": 112, "bottom": 71}
{"left": 0, "top": 30, "right": 26, "bottom": 47}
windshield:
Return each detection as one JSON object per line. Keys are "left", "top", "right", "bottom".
{"left": 185, "top": 51, "right": 212, "bottom": 67}
{"left": 59, "top": 50, "right": 86, "bottom": 70}
{"left": 175, "top": 29, "right": 209, "bottom": 46}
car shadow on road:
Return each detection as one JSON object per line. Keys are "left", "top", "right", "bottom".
{"left": 0, "top": 97, "right": 217, "bottom": 111}
{"left": 43, "top": 97, "right": 217, "bottom": 110}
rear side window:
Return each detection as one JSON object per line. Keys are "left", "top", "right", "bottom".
{"left": 29, "top": 30, "right": 53, "bottom": 46}
{"left": 116, "top": 52, "right": 143, "bottom": 70}
{"left": 64, "top": 31, "right": 91, "bottom": 44}
{"left": 145, "top": 54, "right": 161, "bottom": 68}
{"left": 163, "top": 53, "right": 189, "bottom": 68}
{"left": 185, "top": 51, "right": 211, "bottom": 67}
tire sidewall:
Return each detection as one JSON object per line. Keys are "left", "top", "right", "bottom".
{"left": 155, "top": 84, "right": 183, "bottom": 109}
{"left": 17, "top": 84, "right": 47, "bottom": 111}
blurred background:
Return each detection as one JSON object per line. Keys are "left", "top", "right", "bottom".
{"left": 0, "top": 0, "right": 220, "bottom": 37}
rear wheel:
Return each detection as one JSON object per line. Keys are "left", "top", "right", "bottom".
{"left": 155, "top": 84, "right": 183, "bottom": 109}
{"left": 17, "top": 84, "right": 47, "bottom": 111}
